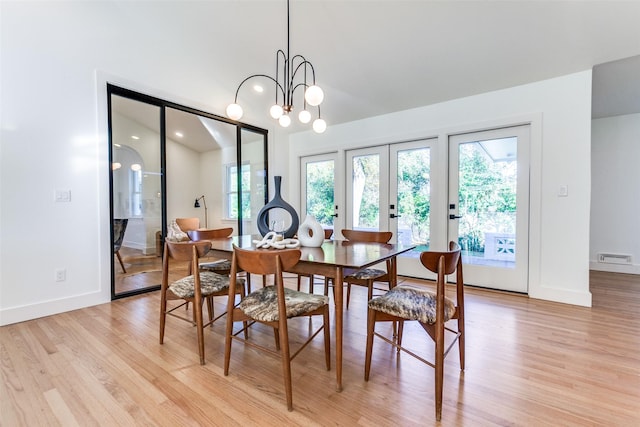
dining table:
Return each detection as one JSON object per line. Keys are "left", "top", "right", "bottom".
{"left": 206, "top": 234, "right": 416, "bottom": 391}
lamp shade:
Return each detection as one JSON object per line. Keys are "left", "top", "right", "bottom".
{"left": 270, "top": 104, "right": 284, "bottom": 119}
{"left": 298, "top": 109, "right": 311, "bottom": 123}
{"left": 278, "top": 114, "right": 291, "bottom": 127}
{"left": 226, "top": 103, "right": 243, "bottom": 120}
{"left": 305, "top": 85, "right": 324, "bottom": 106}
{"left": 312, "top": 118, "right": 327, "bottom": 133}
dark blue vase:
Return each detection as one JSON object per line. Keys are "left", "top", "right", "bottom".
{"left": 257, "top": 176, "right": 299, "bottom": 238}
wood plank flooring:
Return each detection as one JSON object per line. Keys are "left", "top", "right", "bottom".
{"left": 2, "top": 271, "right": 639, "bottom": 426}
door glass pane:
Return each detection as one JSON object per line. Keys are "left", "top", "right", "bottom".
{"left": 305, "top": 159, "right": 335, "bottom": 227}
{"left": 240, "top": 128, "right": 267, "bottom": 235}
{"left": 352, "top": 154, "right": 379, "bottom": 229}
{"left": 458, "top": 137, "right": 517, "bottom": 268}
{"left": 396, "top": 147, "right": 430, "bottom": 249}
{"left": 111, "top": 95, "right": 162, "bottom": 296}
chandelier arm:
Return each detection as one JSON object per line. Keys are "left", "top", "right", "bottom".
{"left": 234, "top": 74, "right": 285, "bottom": 102}
{"left": 290, "top": 56, "right": 317, "bottom": 84}
{"left": 276, "top": 49, "right": 287, "bottom": 105}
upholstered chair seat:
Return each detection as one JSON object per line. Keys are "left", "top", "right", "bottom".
{"left": 239, "top": 286, "right": 328, "bottom": 322}
{"left": 199, "top": 259, "right": 232, "bottom": 272}
{"left": 367, "top": 285, "right": 456, "bottom": 324}
{"left": 169, "top": 271, "right": 243, "bottom": 299}
{"left": 345, "top": 268, "right": 386, "bottom": 281}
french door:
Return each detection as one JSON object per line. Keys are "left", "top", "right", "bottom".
{"left": 345, "top": 140, "right": 436, "bottom": 250}
{"left": 300, "top": 153, "right": 339, "bottom": 230}
{"left": 448, "top": 126, "right": 530, "bottom": 292}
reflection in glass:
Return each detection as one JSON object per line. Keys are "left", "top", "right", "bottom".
{"left": 111, "top": 95, "right": 163, "bottom": 296}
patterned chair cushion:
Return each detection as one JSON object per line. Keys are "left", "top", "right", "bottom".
{"left": 239, "top": 286, "right": 328, "bottom": 322}
{"left": 368, "top": 285, "right": 456, "bottom": 324}
{"left": 169, "top": 271, "right": 244, "bottom": 299}
{"left": 199, "top": 259, "right": 232, "bottom": 272}
{"left": 345, "top": 268, "right": 386, "bottom": 280}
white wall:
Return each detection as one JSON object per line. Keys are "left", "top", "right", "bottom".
{"left": 0, "top": 3, "right": 593, "bottom": 325}
{"left": 290, "top": 71, "right": 594, "bottom": 307}
{"left": 590, "top": 114, "right": 640, "bottom": 274}
{"left": 0, "top": 2, "right": 278, "bottom": 325}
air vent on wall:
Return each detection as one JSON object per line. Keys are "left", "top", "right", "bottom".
{"left": 597, "top": 253, "right": 632, "bottom": 265}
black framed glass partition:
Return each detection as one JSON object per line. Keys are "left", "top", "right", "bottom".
{"left": 108, "top": 84, "right": 268, "bottom": 299}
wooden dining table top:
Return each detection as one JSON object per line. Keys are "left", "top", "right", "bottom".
{"left": 206, "top": 234, "right": 415, "bottom": 272}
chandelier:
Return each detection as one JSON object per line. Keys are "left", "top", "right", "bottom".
{"left": 226, "top": 0, "right": 326, "bottom": 133}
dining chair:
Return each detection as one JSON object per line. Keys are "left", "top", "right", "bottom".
{"left": 175, "top": 217, "right": 200, "bottom": 233}
{"left": 188, "top": 227, "right": 253, "bottom": 297}
{"left": 327, "top": 229, "right": 393, "bottom": 308}
{"left": 160, "top": 240, "right": 245, "bottom": 365}
{"left": 364, "top": 241, "right": 465, "bottom": 421}
{"left": 187, "top": 227, "right": 234, "bottom": 274}
{"left": 224, "top": 246, "right": 331, "bottom": 411}
{"left": 113, "top": 218, "right": 129, "bottom": 273}
{"left": 296, "top": 228, "right": 333, "bottom": 293}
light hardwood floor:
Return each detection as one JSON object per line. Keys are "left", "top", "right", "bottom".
{"left": 2, "top": 271, "right": 639, "bottom": 426}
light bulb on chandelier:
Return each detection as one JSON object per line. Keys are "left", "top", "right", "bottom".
{"left": 278, "top": 114, "right": 291, "bottom": 127}
{"left": 298, "top": 109, "right": 311, "bottom": 124}
{"left": 225, "top": 0, "right": 327, "bottom": 134}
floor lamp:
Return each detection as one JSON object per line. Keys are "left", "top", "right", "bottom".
{"left": 194, "top": 195, "right": 208, "bottom": 229}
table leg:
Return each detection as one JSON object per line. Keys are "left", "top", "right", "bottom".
{"left": 334, "top": 265, "right": 343, "bottom": 392}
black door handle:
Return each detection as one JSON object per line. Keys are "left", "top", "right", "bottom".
{"left": 390, "top": 213, "right": 402, "bottom": 219}
{"left": 449, "top": 214, "right": 462, "bottom": 219}
{"left": 331, "top": 213, "right": 338, "bottom": 218}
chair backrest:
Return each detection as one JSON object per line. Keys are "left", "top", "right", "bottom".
{"left": 163, "top": 240, "right": 212, "bottom": 263}
{"left": 113, "top": 218, "right": 128, "bottom": 251}
{"left": 419, "top": 242, "right": 464, "bottom": 308}
{"left": 324, "top": 228, "right": 333, "bottom": 239}
{"left": 175, "top": 217, "right": 200, "bottom": 232}
{"left": 419, "top": 241, "right": 461, "bottom": 276}
{"left": 187, "top": 227, "right": 233, "bottom": 241}
{"left": 341, "top": 229, "right": 392, "bottom": 244}
{"left": 231, "top": 246, "right": 301, "bottom": 276}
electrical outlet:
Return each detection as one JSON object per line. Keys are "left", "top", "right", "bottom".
{"left": 55, "top": 269, "right": 66, "bottom": 282}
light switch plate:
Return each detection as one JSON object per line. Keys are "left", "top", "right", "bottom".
{"left": 55, "top": 189, "right": 71, "bottom": 202}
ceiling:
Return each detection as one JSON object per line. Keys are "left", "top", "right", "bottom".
{"left": 116, "top": 1, "right": 640, "bottom": 140}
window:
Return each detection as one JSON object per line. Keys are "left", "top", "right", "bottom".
{"left": 226, "top": 163, "right": 251, "bottom": 219}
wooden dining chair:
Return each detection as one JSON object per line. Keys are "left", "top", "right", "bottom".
{"left": 113, "top": 218, "right": 128, "bottom": 273}
{"left": 296, "top": 228, "right": 333, "bottom": 293}
{"left": 224, "top": 246, "right": 331, "bottom": 411}
{"left": 188, "top": 227, "right": 254, "bottom": 293}
{"left": 159, "top": 240, "right": 245, "bottom": 365}
{"left": 364, "top": 241, "right": 465, "bottom": 421}
{"left": 327, "top": 229, "right": 393, "bottom": 307}
{"left": 175, "top": 217, "right": 200, "bottom": 232}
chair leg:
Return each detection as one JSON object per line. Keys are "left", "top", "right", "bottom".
{"left": 195, "top": 297, "right": 206, "bottom": 365}
{"left": 273, "top": 328, "right": 281, "bottom": 350}
{"left": 278, "top": 323, "right": 294, "bottom": 411}
{"left": 206, "top": 296, "right": 214, "bottom": 327}
{"left": 224, "top": 310, "right": 234, "bottom": 376}
{"left": 346, "top": 282, "right": 351, "bottom": 309}
{"left": 364, "top": 308, "right": 376, "bottom": 381}
{"left": 396, "top": 320, "right": 404, "bottom": 352}
{"left": 159, "top": 294, "right": 167, "bottom": 344}
{"left": 458, "top": 317, "right": 465, "bottom": 370}
{"left": 323, "top": 308, "right": 331, "bottom": 370}
{"left": 116, "top": 250, "right": 126, "bottom": 273}
{"left": 245, "top": 272, "right": 252, "bottom": 294}
{"left": 434, "top": 320, "right": 445, "bottom": 421}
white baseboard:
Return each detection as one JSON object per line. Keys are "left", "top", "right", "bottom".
{"left": 0, "top": 291, "right": 109, "bottom": 326}
{"left": 589, "top": 261, "right": 640, "bottom": 275}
